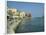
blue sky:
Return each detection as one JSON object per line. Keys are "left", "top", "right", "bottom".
{"left": 7, "top": 1, "right": 44, "bottom": 17}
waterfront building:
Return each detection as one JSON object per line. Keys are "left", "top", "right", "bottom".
{"left": 20, "top": 12, "right": 25, "bottom": 18}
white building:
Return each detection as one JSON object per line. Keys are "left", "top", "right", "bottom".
{"left": 20, "top": 12, "right": 25, "bottom": 19}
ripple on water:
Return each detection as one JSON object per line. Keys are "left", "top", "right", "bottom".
{"left": 15, "top": 17, "right": 44, "bottom": 33}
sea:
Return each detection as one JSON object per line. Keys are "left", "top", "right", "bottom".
{"left": 15, "top": 17, "right": 44, "bottom": 33}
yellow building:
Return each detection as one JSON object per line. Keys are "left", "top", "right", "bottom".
{"left": 7, "top": 8, "right": 26, "bottom": 19}
{"left": 7, "top": 8, "right": 18, "bottom": 16}
{"left": 8, "top": 8, "right": 17, "bottom": 13}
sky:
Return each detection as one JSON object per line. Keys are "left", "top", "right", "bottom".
{"left": 7, "top": 1, "right": 44, "bottom": 17}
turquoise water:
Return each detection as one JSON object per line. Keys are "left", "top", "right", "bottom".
{"left": 15, "top": 17, "right": 44, "bottom": 33}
